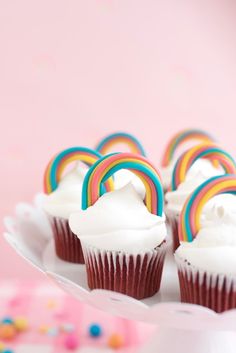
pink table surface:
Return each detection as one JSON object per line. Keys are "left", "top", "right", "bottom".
{"left": 0, "top": 280, "right": 154, "bottom": 353}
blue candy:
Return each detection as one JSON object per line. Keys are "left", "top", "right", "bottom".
{"left": 89, "top": 324, "right": 102, "bottom": 337}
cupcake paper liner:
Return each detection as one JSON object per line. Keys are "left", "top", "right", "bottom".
{"left": 166, "top": 209, "right": 180, "bottom": 251}
{"left": 175, "top": 254, "right": 236, "bottom": 313}
{"left": 82, "top": 241, "right": 168, "bottom": 299}
{"left": 48, "top": 215, "right": 84, "bottom": 264}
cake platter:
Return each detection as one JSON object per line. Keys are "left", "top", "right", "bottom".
{"left": 4, "top": 194, "right": 236, "bottom": 353}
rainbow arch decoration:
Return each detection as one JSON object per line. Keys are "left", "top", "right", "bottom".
{"left": 179, "top": 174, "right": 236, "bottom": 242}
{"left": 161, "top": 129, "right": 216, "bottom": 168}
{"left": 44, "top": 147, "right": 114, "bottom": 194}
{"left": 82, "top": 152, "right": 164, "bottom": 216}
{"left": 171, "top": 144, "right": 236, "bottom": 191}
{"left": 95, "top": 132, "right": 146, "bottom": 156}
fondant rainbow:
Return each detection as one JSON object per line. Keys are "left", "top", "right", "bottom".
{"left": 82, "top": 153, "right": 164, "bottom": 216}
{"left": 171, "top": 144, "right": 236, "bottom": 191}
{"left": 44, "top": 147, "right": 114, "bottom": 194}
{"left": 95, "top": 132, "right": 146, "bottom": 156}
{"left": 161, "top": 129, "right": 215, "bottom": 167}
{"left": 179, "top": 175, "right": 236, "bottom": 242}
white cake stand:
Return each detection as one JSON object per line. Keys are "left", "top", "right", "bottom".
{"left": 4, "top": 194, "right": 236, "bottom": 353}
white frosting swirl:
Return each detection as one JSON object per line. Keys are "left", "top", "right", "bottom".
{"left": 69, "top": 183, "right": 167, "bottom": 253}
{"left": 159, "top": 160, "right": 176, "bottom": 190}
{"left": 176, "top": 194, "right": 236, "bottom": 275}
{"left": 43, "top": 165, "right": 86, "bottom": 219}
{"left": 165, "top": 159, "right": 223, "bottom": 214}
{"left": 114, "top": 169, "right": 146, "bottom": 199}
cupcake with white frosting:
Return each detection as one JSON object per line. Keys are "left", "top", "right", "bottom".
{"left": 165, "top": 144, "right": 236, "bottom": 250}
{"left": 175, "top": 174, "right": 236, "bottom": 313}
{"left": 43, "top": 147, "right": 113, "bottom": 263}
{"left": 160, "top": 128, "right": 217, "bottom": 192}
{"left": 69, "top": 153, "right": 168, "bottom": 299}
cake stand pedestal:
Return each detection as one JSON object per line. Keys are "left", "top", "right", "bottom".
{"left": 139, "top": 328, "right": 236, "bottom": 353}
{"left": 4, "top": 194, "right": 236, "bottom": 353}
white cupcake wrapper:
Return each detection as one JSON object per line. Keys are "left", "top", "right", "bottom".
{"left": 166, "top": 209, "right": 180, "bottom": 251}
{"left": 48, "top": 215, "right": 84, "bottom": 264}
{"left": 175, "top": 254, "right": 236, "bottom": 313}
{"left": 81, "top": 240, "right": 168, "bottom": 299}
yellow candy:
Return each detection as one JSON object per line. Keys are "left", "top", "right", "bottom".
{"left": 0, "top": 341, "right": 5, "bottom": 351}
{"left": 0, "top": 324, "right": 17, "bottom": 340}
{"left": 14, "top": 317, "right": 28, "bottom": 332}
{"left": 108, "top": 333, "right": 124, "bottom": 349}
{"left": 39, "top": 325, "right": 49, "bottom": 334}
{"left": 46, "top": 300, "right": 57, "bottom": 309}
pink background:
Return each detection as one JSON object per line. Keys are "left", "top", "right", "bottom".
{"left": 1, "top": 0, "right": 236, "bottom": 279}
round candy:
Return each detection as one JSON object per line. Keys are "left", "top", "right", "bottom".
{"left": 38, "top": 325, "right": 49, "bottom": 334}
{"left": 107, "top": 333, "right": 124, "bottom": 349}
{"left": 2, "top": 350, "right": 14, "bottom": 353}
{"left": 89, "top": 324, "right": 102, "bottom": 337}
{"left": 47, "top": 327, "right": 59, "bottom": 337}
{"left": 0, "top": 325, "right": 17, "bottom": 340}
{"left": 64, "top": 335, "right": 79, "bottom": 350}
{"left": 14, "top": 317, "right": 28, "bottom": 332}
{"left": 61, "top": 323, "right": 75, "bottom": 333}
{"left": 1, "top": 319, "right": 14, "bottom": 325}
{"left": 0, "top": 342, "right": 5, "bottom": 351}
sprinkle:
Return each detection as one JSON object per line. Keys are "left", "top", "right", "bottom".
{"left": 107, "top": 333, "right": 124, "bottom": 349}
{"left": 0, "top": 325, "right": 17, "bottom": 340}
{"left": 89, "top": 324, "right": 102, "bottom": 337}
{"left": 14, "top": 317, "right": 28, "bottom": 332}
{"left": 1, "top": 319, "right": 14, "bottom": 326}
{"left": 47, "top": 327, "right": 59, "bottom": 337}
{"left": 38, "top": 325, "right": 49, "bottom": 334}
{"left": 64, "top": 334, "right": 79, "bottom": 350}
{"left": 61, "top": 323, "right": 75, "bottom": 333}
{"left": 46, "top": 300, "right": 57, "bottom": 309}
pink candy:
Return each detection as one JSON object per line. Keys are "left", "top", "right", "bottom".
{"left": 64, "top": 335, "right": 79, "bottom": 350}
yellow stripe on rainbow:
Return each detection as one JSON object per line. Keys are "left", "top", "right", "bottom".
{"left": 44, "top": 147, "right": 114, "bottom": 194}
{"left": 161, "top": 129, "right": 216, "bottom": 167}
{"left": 82, "top": 153, "right": 164, "bottom": 216}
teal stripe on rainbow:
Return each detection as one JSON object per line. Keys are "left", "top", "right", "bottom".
{"left": 171, "top": 144, "right": 236, "bottom": 191}
{"left": 179, "top": 175, "right": 236, "bottom": 242}
{"left": 161, "top": 129, "right": 216, "bottom": 167}
{"left": 95, "top": 132, "right": 146, "bottom": 156}
{"left": 44, "top": 147, "right": 114, "bottom": 194}
{"left": 82, "top": 153, "right": 164, "bottom": 216}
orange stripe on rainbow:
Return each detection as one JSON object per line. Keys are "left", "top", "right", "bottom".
{"left": 161, "top": 129, "right": 216, "bottom": 167}
{"left": 96, "top": 132, "right": 146, "bottom": 156}
{"left": 179, "top": 175, "right": 236, "bottom": 242}
{"left": 171, "top": 144, "right": 236, "bottom": 191}
{"left": 82, "top": 153, "right": 164, "bottom": 216}
{"left": 44, "top": 147, "right": 114, "bottom": 194}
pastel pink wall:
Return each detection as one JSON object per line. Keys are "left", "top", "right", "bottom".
{"left": 1, "top": 0, "right": 236, "bottom": 278}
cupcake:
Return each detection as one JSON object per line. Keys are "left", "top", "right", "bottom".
{"left": 160, "top": 128, "right": 216, "bottom": 192}
{"left": 165, "top": 143, "right": 236, "bottom": 250}
{"left": 95, "top": 132, "right": 147, "bottom": 198}
{"left": 69, "top": 152, "right": 168, "bottom": 299}
{"left": 175, "top": 174, "right": 236, "bottom": 313}
{"left": 43, "top": 147, "right": 113, "bottom": 263}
